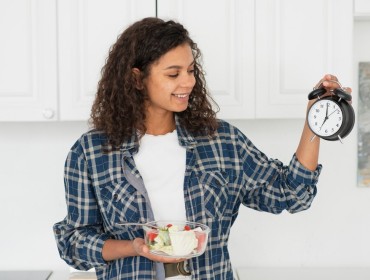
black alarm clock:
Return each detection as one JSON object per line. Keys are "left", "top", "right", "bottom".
{"left": 306, "top": 81, "right": 355, "bottom": 143}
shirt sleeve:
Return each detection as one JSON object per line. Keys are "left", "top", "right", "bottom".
{"left": 53, "top": 139, "right": 111, "bottom": 270}
{"left": 237, "top": 129, "right": 322, "bottom": 214}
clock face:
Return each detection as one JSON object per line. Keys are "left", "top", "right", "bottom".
{"left": 307, "top": 99, "right": 343, "bottom": 137}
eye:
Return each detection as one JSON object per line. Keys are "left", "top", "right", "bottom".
{"left": 168, "top": 73, "right": 179, "bottom": 78}
{"left": 188, "top": 69, "right": 195, "bottom": 74}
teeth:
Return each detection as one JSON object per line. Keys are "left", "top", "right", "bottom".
{"left": 173, "top": 94, "right": 188, "bottom": 98}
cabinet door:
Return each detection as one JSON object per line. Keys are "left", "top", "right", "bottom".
{"left": 58, "top": 0, "right": 155, "bottom": 121}
{"left": 354, "top": 0, "right": 370, "bottom": 18}
{"left": 0, "top": 0, "right": 58, "bottom": 121}
{"left": 255, "top": 0, "right": 353, "bottom": 118}
{"left": 158, "top": 0, "right": 256, "bottom": 119}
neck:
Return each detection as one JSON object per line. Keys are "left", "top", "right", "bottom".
{"left": 145, "top": 112, "right": 176, "bottom": 136}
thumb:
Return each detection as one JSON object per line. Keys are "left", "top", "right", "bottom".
{"left": 133, "top": 238, "right": 150, "bottom": 254}
{"left": 141, "top": 244, "right": 150, "bottom": 254}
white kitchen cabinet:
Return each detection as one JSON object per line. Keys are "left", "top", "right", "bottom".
{"left": 58, "top": 0, "right": 255, "bottom": 120}
{"left": 158, "top": 0, "right": 256, "bottom": 119}
{"left": 0, "top": 0, "right": 354, "bottom": 121}
{"left": 0, "top": 0, "right": 154, "bottom": 122}
{"left": 255, "top": 0, "right": 353, "bottom": 118}
{"left": 0, "top": 0, "right": 58, "bottom": 121}
{"left": 354, "top": 0, "right": 370, "bottom": 18}
{"left": 57, "top": 0, "right": 155, "bottom": 120}
{"left": 160, "top": 0, "right": 353, "bottom": 119}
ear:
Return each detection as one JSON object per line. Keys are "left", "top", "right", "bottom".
{"left": 132, "top": 68, "right": 144, "bottom": 90}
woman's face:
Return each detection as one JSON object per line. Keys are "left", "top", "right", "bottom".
{"left": 143, "top": 43, "right": 196, "bottom": 116}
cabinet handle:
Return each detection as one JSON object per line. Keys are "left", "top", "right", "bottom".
{"left": 42, "top": 108, "right": 55, "bottom": 119}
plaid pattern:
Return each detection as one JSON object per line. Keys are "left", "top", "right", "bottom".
{"left": 54, "top": 118, "right": 322, "bottom": 280}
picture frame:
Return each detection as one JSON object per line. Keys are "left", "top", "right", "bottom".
{"left": 358, "top": 62, "right": 370, "bottom": 187}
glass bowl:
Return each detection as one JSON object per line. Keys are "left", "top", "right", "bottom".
{"left": 143, "top": 220, "right": 210, "bottom": 259}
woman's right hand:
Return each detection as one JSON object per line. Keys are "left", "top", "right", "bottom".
{"left": 132, "top": 238, "right": 186, "bottom": 263}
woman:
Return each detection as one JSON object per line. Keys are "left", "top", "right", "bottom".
{"left": 54, "top": 17, "right": 349, "bottom": 279}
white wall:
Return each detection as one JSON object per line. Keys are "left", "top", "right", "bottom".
{"left": 228, "top": 20, "right": 370, "bottom": 269}
{"left": 228, "top": 120, "right": 369, "bottom": 268}
{"left": 0, "top": 121, "right": 89, "bottom": 270}
{"left": 0, "top": 21, "right": 370, "bottom": 271}
{"left": 228, "top": 19, "right": 370, "bottom": 269}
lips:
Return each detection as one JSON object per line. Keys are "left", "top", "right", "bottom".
{"left": 172, "top": 93, "right": 190, "bottom": 98}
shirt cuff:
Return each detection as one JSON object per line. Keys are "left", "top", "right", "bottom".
{"left": 77, "top": 232, "right": 112, "bottom": 267}
{"left": 288, "top": 153, "right": 322, "bottom": 186}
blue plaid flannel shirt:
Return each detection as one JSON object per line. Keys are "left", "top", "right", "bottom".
{"left": 53, "top": 118, "right": 321, "bottom": 280}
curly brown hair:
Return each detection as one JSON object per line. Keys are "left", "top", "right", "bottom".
{"left": 90, "top": 17, "right": 219, "bottom": 149}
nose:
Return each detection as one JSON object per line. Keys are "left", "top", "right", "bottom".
{"left": 180, "top": 72, "right": 196, "bottom": 89}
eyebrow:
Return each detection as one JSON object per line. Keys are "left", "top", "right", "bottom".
{"left": 163, "top": 61, "right": 195, "bottom": 70}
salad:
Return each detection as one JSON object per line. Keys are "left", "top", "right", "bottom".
{"left": 145, "top": 223, "right": 207, "bottom": 257}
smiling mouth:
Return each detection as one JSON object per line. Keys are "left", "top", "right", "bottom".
{"left": 172, "top": 93, "right": 189, "bottom": 98}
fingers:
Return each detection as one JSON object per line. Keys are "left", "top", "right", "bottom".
{"left": 132, "top": 238, "right": 186, "bottom": 263}
{"left": 318, "top": 74, "right": 352, "bottom": 94}
{"left": 342, "top": 86, "right": 352, "bottom": 93}
{"left": 322, "top": 74, "right": 340, "bottom": 90}
{"left": 322, "top": 74, "right": 338, "bottom": 82}
{"left": 314, "top": 74, "right": 338, "bottom": 89}
{"left": 132, "top": 238, "right": 147, "bottom": 254}
{"left": 146, "top": 254, "right": 186, "bottom": 263}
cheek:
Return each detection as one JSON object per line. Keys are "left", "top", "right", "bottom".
{"left": 146, "top": 81, "right": 174, "bottom": 100}
{"left": 157, "top": 77, "right": 179, "bottom": 93}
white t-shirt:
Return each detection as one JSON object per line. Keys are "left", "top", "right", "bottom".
{"left": 134, "top": 130, "right": 187, "bottom": 221}
{"left": 133, "top": 130, "right": 190, "bottom": 280}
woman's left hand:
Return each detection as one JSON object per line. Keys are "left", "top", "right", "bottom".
{"left": 315, "top": 74, "right": 352, "bottom": 98}
{"left": 308, "top": 74, "right": 352, "bottom": 109}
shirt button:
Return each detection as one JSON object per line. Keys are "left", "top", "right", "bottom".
{"left": 113, "top": 193, "right": 118, "bottom": 200}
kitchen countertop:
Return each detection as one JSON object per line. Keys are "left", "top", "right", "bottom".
{"left": 49, "top": 271, "right": 96, "bottom": 280}
{"left": 7, "top": 268, "right": 370, "bottom": 280}
{"left": 236, "top": 267, "right": 370, "bottom": 280}
{"left": 0, "top": 271, "right": 52, "bottom": 280}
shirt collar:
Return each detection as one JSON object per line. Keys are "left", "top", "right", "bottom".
{"left": 175, "top": 114, "right": 197, "bottom": 149}
{"left": 119, "top": 132, "right": 139, "bottom": 154}
{"left": 118, "top": 114, "right": 197, "bottom": 153}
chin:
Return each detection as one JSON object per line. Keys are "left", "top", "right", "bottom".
{"left": 172, "top": 105, "right": 189, "bottom": 113}
{"left": 176, "top": 108, "right": 189, "bottom": 113}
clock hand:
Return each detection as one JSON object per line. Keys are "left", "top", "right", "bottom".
{"left": 319, "top": 103, "right": 330, "bottom": 130}
{"left": 319, "top": 117, "right": 328, "bottom": 131}
{"left": 318, "top": 108, "right": 340, "bottom": 132}
{"left": 327, "top": 108, "right": 339, "bottom": 118}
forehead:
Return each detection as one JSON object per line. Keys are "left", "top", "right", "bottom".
{"left": 152, "top": 44, "right": 194, "bottom": 68}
